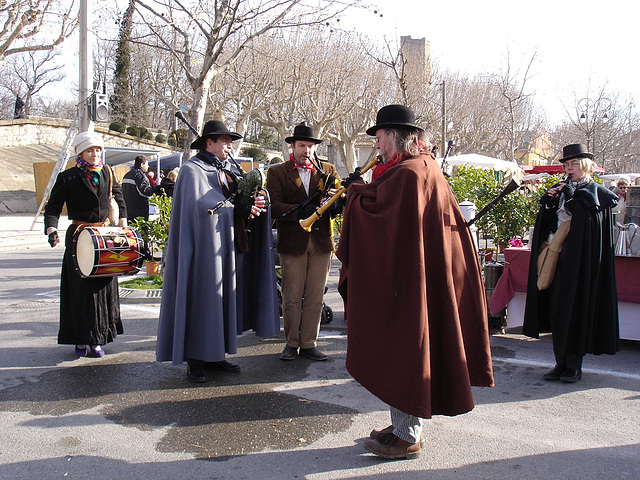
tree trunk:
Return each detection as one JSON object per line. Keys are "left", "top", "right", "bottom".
{"left": 182, "top": 80, "right": 212, "bottom": 160}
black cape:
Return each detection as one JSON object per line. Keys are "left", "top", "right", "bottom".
{"left": 523, "top": 181, "right": 620, "bottom": 358}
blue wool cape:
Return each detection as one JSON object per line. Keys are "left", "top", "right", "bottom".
{"left": 156, "top": 154, "right": 279, "bottom": 365}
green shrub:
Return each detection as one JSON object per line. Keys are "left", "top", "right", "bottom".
{"left": 126, "top": 126, "right": 141, "bottom": 137}
{"left": 167, "top": 136, "right": 177, "bottom": 147}
{"left": 447, "top": 165, "right": 555, "bottom": 247}
{"left": 240, "top": 145, "right": 269, "bottom": 164}
{"left": 170, "top": 128, "right": 188, "bottom": 147}
{"left": 109, "top": 121, "right": 126, "bottom": 133}
{"left": 119, "top": 275, "right": 163, "bottom": 289}
{"left": 130, "top": 194, "right": 173, "bottom": 261}
{"left": 155, "top": 133, "right": 167, "bottom": 144}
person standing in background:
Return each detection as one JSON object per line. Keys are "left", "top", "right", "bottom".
{"left": 523, "top": 143, "right": 619, "bottom": 383}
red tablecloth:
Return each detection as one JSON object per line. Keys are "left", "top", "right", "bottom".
{"left": 489, "top": 248, "right": 640, "bottom": 316}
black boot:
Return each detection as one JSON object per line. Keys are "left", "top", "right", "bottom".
{"left": 543, "top": 364, "right": 566, "bottom": 381}
{"left": 187, "top": 360, "right": 207, "bottom": 383}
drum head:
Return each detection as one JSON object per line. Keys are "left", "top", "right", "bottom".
{"left": 75, "top": 228, "right": 95, "bottom": 277}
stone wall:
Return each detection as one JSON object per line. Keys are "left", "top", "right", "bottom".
{"left": 0, "top": 118, "right": 180, "bottom": 213}
{"left": 0, "top": 117, "right": 179, "bottom": 157}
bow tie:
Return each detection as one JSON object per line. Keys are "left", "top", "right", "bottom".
{"left": 293, "top": 163, "right": 315, "bottom": 171}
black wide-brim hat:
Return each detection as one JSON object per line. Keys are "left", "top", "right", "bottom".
{"left": 190, "top": 120, "right": 242, "bottom": 150}
{"left": 559, "top": 143, "right": 594, "bottom": 162}
{"left": 366, "top": 104, "right": 424, "bottom": 136}
{"left": 284, "top": 122, "right": 323, "bottom": 144}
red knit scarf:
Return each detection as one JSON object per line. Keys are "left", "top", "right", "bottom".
{"left": 371, "top": 153, "right": 407, "bottom": 180}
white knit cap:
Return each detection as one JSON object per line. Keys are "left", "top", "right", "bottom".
{"left": 72, "top": 131, "right": 104, "bottom": 155}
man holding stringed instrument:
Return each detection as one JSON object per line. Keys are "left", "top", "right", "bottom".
{"left": 336, "top": 105, "right": 494, "bottom": 460}
{"left": 267, "top": 122, "right": 342, "bottom": 362}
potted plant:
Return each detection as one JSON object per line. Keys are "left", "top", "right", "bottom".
{"left": 447, "top": 164, "right": 544, "bottom": 256}
{"left": 131, "top": 194, "right": 172, "bottom": 275}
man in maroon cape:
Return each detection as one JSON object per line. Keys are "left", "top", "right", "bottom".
{"left": 336, "top": 105, "right": 494, "bottom": 460}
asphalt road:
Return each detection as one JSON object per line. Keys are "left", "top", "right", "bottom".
{"left": 0, "top": 247, "right": 639, "bottom": 479}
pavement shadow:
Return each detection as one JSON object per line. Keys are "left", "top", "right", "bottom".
{"left": 0, "top": 443, "right": 638, "bottom": 479}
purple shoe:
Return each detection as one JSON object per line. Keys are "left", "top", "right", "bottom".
{"left": 75, "top": 346, "right": 87, "bottom": 356}
{"left": 89, "top": 346, "right": 105, "bottom": 357}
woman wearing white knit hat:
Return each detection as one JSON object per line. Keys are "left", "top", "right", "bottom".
{"left": 44, "top": 130, "right": 128, "bottom": 358}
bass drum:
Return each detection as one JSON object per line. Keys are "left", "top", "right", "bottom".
{"left": 73, "top": 226, "right": 144, "bottom": 278}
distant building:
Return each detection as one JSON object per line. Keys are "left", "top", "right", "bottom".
{"left": 515, "top": 128, "right": 555, "bottom": 166}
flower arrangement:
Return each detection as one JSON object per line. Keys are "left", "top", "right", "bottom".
{"left": 508, "top": 237, "right": 524, "bottom": 248}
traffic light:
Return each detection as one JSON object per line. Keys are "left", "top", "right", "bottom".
{"left": 91, "top": 93, "right": 109, "bottom": 122}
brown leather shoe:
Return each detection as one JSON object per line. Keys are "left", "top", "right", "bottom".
{"left": 364, "top": 433, "right": 421, "bottom": 460}
{"left": 370, "top": 425, "right": 394, "bottom": 439}
{"left": 280, "top": 345, "right": 298, "bottom": 361}
{"left": 299, "top": 347, "right": 328, "bottom": 361}
{"left": 370, "top": 426, "right": 425, "bottom": 446}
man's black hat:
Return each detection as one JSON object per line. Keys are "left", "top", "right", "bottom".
{"left": 285, "top": 122, "right": 323, "bottom": 144}
{"left": 366, "top": 104, "right": 424, "bottom": 136}
{"left": 190, "top": 120, "right": 242, "bottom": 150}
{"left": 559, "top": 143, "right": 594, "bottom": 162}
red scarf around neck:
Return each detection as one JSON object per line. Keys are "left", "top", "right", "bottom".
{"left": 290, "top": 154, "right": 315, "bottom": 171}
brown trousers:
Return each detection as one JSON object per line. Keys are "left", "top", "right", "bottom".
{"left": 280, "top": 237, "right": 331, "bottom": 349}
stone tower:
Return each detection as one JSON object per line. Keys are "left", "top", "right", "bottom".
{"left": 400, "top": 36, "right": 431, "bottom": 104}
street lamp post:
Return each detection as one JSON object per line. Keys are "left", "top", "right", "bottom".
{"left": 577, "top": 97, "right": 611, "bottom": 162}
{"left": 441, "top": 80, "right": 446, "bottom": 156}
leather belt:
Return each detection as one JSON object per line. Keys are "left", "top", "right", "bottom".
{"left": 71, "top": 220, "right": 108, "bottom": 227}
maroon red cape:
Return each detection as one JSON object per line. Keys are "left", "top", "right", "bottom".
{"left": 336, "top": 153, "right": 494, "bottom": 419}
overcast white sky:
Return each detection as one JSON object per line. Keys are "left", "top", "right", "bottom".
{"left": 342, "top": 0, "right": 638, "bottom": 126}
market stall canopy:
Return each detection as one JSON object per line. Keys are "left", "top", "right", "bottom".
{"left": 148, "top": 153, "right": 183, "bottom": 171}
{"left": 528, "top": 164, "right": 605, "bottom": 175}
{"left": 444, "top": 154, "right": 524, "bottom": 176}
{"left": 600, "top": 173, "right": 640, "bottom": 182}
{"left": 103, "top": 147, "right": 159, "bottom": 166}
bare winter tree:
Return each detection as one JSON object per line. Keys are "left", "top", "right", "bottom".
{"left": 243, "top": 29, "right": 391, "bottom": 170}
{"left": 552, "top": 85, "right": 640, "bottom": 173}
{"left": 204, "top": 35, "right": 287, "bottom": 152}
{"left": 0, "top": 49, "right": 66, "bottom": 116}
{"left": 439, "top": 71, "right": 506, "bottom": 157}
{"left": 0, "top": 0, "right": 78, "bottom": 59}
{"left": 34, "top": 96, "right": 77, "bottom": 118}
{"left": 127, "top": 0, "right": 356, "bottom": 157}
{"left": 489, "top": 50, "right": 541, "bottom": 161}
{"left": 320, "top": 35, "right": 392, "bottom": 172}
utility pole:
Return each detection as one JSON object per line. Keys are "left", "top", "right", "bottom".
{"left": 78, "top": 0, "right": 92, "bottom": 132}
{"left": 441, "top": 80, "right": 446, "bottom": 156}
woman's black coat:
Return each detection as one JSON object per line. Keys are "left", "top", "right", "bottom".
{"left": 523, "top": 181, "right": 620, "bottom": 358}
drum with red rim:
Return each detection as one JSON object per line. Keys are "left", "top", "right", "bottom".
{"left": 72, "top": 226, "right": 144, "bottom": 278}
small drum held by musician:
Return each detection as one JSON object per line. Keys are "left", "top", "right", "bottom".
{"left": 73, "top": 225, "right": 144, "bottom": 278}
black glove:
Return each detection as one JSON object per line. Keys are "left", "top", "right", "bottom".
{"left": 48, "top": 231, "right": 59, "bottom": 247}
{"left": 320, "top": 173, "right": 338, "bottom": 194}
{"left": 560, "top": 183, "right": 574, "bottom": 200}
{"left": 342, "top": 167, "right": 362, "bottom": 188}
{"left": 297, "top": 202, "right": 319, "bottom": 220}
